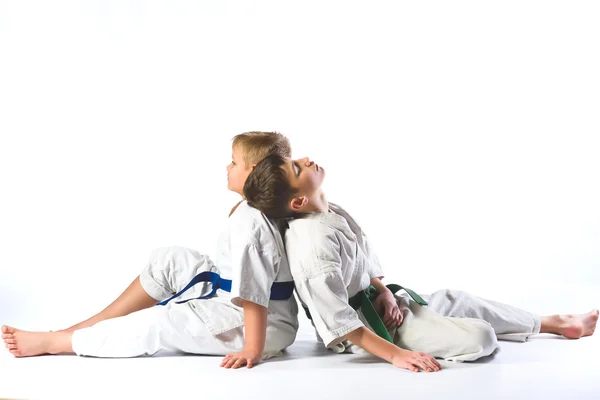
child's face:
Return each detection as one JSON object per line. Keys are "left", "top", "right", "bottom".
{"left": 227, "top": 146, "right": 253, "bottom": 196}
{"left": 283, "top": 157, "right": 326, "bottom": 197}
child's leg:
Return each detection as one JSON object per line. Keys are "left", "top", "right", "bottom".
{"left": 421, "top": 289, "right": 598, "bottom": 340}
{"left": 63, "top": 247, "right": 217, "bottom": 332}
{"left": 3, "top": 301, "right": 244, "bottom": 358}
{"left": 387, "top": 297, "right": 499, "bottom": 362}
{"left": 539, "top": 312, "right": 598, "bottom": 339}
{"left": 3, "top": 325, "right": 73, "bottom": 357}
{"left": 62, "top": 276, "right": 156, "bottom": 332}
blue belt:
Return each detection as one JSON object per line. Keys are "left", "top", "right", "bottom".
{"left": 156, "top": 271, "right": 295, "bottom": 306}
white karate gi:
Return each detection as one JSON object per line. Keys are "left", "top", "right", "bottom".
{"left": 331, "top": 204, "right": 541, "bottom": 342}
{"left": 287, "top": 203, "right": 539, "bottom": 362}
{"left": 421, "top": 289, "right": 541, "bottom": 342}
{"left": 72, "top": 201, "right": 298, "bottom": 358}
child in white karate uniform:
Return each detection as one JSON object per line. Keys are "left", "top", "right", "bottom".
{"left": 242, "top": 154, "right": 598, "bottom": 372}
{"left": 2, "top": 132, "right": 298, "bottom": 369}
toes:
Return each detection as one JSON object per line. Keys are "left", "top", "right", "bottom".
{"left": 5, "top": 343, "right": 17, "bottom": 350}
{"left": 2, "top": 326, "right": 16, "bottom": 334}
{"left": 2, "top": 334, "right": 14, "bottom": 340}
{"left": 9, "top": 349, "right": 21, "bottom": 357}
{"left": 4, "top": 338, "right": 16, "bottom": 345}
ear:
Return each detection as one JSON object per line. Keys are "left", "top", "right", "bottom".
{"left": 289, "top": 196, "right": 308, "bottom": 212}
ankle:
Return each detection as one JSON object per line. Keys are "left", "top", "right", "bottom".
{"left": 540, "top": 315, "right": 563, "bottom": 334}
{"left": 48, "top": 331, "right": 73, "bottom": 354}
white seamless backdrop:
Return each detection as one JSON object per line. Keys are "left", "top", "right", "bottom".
{"left": 0, "top": 1, "right": 598, "bottom": 332}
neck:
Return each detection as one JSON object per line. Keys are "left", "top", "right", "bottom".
{"left": 305, "top": 189, "right": 328, "bottom": 213}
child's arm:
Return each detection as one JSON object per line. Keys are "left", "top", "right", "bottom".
{"left": 287, "top": 219, "right": 437, "bottom": 372}
{"left": 220, "top": 300, "right": 267, "bottom": 369}
{"left": 370, "top": 277, "right": 390, "bottom": 294}
{"left": 344, "top": 326, "right": 441, "bottom": 372}
{"left": 221, "top": 207, "right": 279, "bottom": 369}
{"left": 371, "top": 277, "right": 403, "bottom": 329}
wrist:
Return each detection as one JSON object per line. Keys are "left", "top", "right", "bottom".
{"left": 242, "top": 346, "right": 263, "bottom": 354}
{"left": 390, "top": 348, "right": 408, "bottom": 363}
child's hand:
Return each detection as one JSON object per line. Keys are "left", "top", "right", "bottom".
{"left": 220, "top": 349, "right": 262, "bottom": 369}
{"left": 374, "top": 290, "right": 403, "bottom": 329}
{"left": 392, "top": 349, "right": 442, "bottom": 373}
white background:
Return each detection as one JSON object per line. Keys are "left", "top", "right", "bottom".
{"left": 1, "top": 1, "right": 598, "bottom": 331}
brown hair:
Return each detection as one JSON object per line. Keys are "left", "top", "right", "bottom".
{"left": 244, "top": 154, "right": 297, "bottom": 218}
{"left": 232, "top": 131, "right": 291, "bottom": 168}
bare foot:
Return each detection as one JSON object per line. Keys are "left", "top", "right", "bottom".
{"left": 542, "top": 310, "right": 599, "bottom": 339}
{"left": 2, "top": 325, "right": 72, "bottom": 357}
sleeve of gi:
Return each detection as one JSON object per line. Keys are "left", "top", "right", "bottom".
{"left": 228, "top": 223, "right": 278, "bottom": 308}
{"left": 329, "top": 202, "right": 385, "bottom": 280}
{"left": 287, "top": 222, "right": 364, "bottom": 348}
{"left": 362, "top": 231, "right": 385, "bottom": 280}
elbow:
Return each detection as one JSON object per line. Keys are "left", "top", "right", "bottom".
{"left": 343, "top": 326, "right": 366, "bottom": 344}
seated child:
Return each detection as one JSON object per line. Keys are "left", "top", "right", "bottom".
{"left": 242, "top": 154, "right": 599, "bottom": 372}
{"left": 2, "top": 132, "right": 299, "bottom": 370}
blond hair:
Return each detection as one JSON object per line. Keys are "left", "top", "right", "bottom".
{"left": 232, "top": 131, "right": 291, "bottom": 168}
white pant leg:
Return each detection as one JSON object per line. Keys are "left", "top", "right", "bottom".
{"left": 421, "top": 289, "right": 541, "bottom": 342}
{"left": 139, "top": 246, "right": 218, "bottom": 301}
{"left": 390, "top": 297, "right": 499, "bottom": 362}
{"left": 72, "top": 300, "right": 245, "bottom": 358}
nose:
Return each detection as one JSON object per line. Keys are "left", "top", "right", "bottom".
{"left": 299, "top": 157, "right": 311, "bottom": 166}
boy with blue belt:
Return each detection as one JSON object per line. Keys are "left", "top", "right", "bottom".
{"left": 2, "top": 132, "right": 298, "bottom": 369}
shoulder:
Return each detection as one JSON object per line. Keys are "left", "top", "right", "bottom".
{"left": 287, "top": 214, "right": 341, "bottom": 251}
{"left": 288, "top": 213, "right": 336, "bottom": 234}
{"left": 230, "top": 201, "right": 262, "bottom": 223}
{"left": 328, "top": 202, "right": 356, "bottom": 224}
{"left": 229, "top": 201, "right": 280, "bottom": 248}
{"left": 286, "top": 215, "right": 345, "bottom": 277}
{"left": 327, "top": 202, "right": 364, "bottom": 237}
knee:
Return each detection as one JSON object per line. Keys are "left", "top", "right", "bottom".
{"left": 445, "top": 288, "right": 466, "bottom": 298}
{"left": 149, "top": 246, "right": 206, "bottom": 271}
{"left": 430, "top": 289, "right": 465, "bottom": 306}
{"left": 145, "top": 247, "right": 191, "bottom": 287}
{"left": 430, "top": 288, "right": 466, "bottom": 302}
{"left": 473, "top": 322, "right": 498, "bottom": 357}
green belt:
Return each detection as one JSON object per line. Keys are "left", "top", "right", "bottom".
{"left": 303, "top": 284, "right": 428, "bottom": 343}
